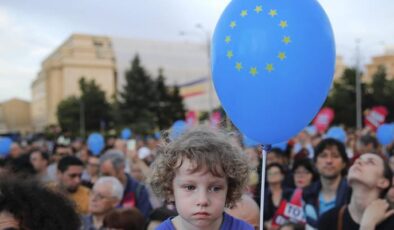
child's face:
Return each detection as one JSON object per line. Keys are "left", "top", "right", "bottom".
{"left": 172, "top": 158, "right": 228, "bottom": 229}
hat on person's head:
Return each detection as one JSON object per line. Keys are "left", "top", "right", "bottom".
{"left": 138, "top": 147, "right": 151, "bottom": 160}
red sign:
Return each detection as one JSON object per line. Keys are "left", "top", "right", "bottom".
{"left": 364, "top": 106, "right": 388, "bottom": 131}
{"left": 210, "top": 111, "right": 221, "bottom": 128}
{"left": 186, "top": 111, "right": 198, "bottom": 127}
{"left": 272, "top": 188, "right": 305, "bottom": 227}
{"left": 313, "top": 107, "right": 335, "bottom": 133}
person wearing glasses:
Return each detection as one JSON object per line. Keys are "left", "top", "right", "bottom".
{"left": 81, "top": 177, "right": 123, "bottom": 230}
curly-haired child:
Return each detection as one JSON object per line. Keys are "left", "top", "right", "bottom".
{"left": 150, "top": 127, "right": 254, "bottom": 230}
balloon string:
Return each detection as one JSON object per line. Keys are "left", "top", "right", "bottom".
{"left": 260, "top": 144, "right": 271, "bottom": 230}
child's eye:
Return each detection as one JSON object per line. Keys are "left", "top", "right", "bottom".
{"left": 209, "top": 186, "right": 223, "bottom": 192}
{"left": 183, "top": 185, "right": 196, "bottom": 191}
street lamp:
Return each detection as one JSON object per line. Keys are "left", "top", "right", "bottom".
{"left": 355, "top": 39, "right": 362, "bottom": 130}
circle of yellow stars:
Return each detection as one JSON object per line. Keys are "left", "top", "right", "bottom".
{"left": 224, "top": 4, "right": 292, "bottom": 77}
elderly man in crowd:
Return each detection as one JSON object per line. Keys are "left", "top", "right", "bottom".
{"left": 81, "top": 176, "right": 124, "bottom": 230}
{"left": 100, "top": 150, "right": 152, "bottom": 218}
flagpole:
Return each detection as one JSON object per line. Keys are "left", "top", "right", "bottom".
{"left": 260, "top": 144, "right": 271, "bottom": 230}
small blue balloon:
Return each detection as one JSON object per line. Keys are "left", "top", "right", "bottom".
{"left": 0, "top": 137, "right": 12, "bottom": 157}
{"left": 325, "top": 127, "right": 346, "bottom": 143}
{"left": 243, "top": 134, "right": 260, "bottom": 148}
{"left": 170, "top": 120, "right": 187, "bottom": 140}
{"left": 121, "top": 128, "right": 132, "bottom": 140}
{"left": 376, "top": 124, "right": 394, "bottom": 145}
{"left": 87, "top": 133, "right": 105, "bottom": 156}
{"left": 212, "top": 0, "right": 335, "bottom": 144}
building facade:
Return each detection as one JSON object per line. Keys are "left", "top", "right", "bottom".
{"left": 364, "top": 47, "right": 394, "bottom": 83}
{"left": 0, "top": 98, "right": 32, "bottom": 134}
{"left": 31, "top": 34, "right": 117, "bottom": 131}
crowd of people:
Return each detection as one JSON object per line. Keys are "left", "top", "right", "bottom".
{"left": 1, "top": 125, "right": 394, "bottom": 229}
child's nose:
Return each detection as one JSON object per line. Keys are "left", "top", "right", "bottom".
{"left": 196, "top": 190, "right": 209, "bottom": 207}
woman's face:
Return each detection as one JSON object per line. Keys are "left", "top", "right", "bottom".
{"left": 267, "top": 166, "right": 284, "bottom": 184}
{"left": 293, "top": 166, "right": 313, "bottom": 188}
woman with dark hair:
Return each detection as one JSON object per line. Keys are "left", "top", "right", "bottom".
{"left": 318, "top": 153, "right": 394, "bottom": 230}
{"left": 292, "top": 158, "right": 318, "bottom": 189}
{"left": 264, "top": 163, "right": 293, "bottom": 228}
{"left": 0, "top": 177, "right": 80, "bottom": 230}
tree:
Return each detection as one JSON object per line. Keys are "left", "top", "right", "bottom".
{"left": 154, "top": 69, "right": 173, "bottom": 130}
{"left": 79, "top": 78, "right": 112, "bottom": 132}
{"left": 365, "top": 66, "right": 394, "bottom": 122}
{"left": 324, "top": 66, "right": 394, "bottom": 128}
{"left": 168, "top": 85, "right": 186, "bottom": 121}
{"left": 57, "top": 77, "right": 112, "bottom": 135}
{"left": 324, "top": 68, "right": 368, "bottom": 127}
{"left": 57, "top": 96, "right": 80, "bottom": 134}
{"left": 118, "top": 55, "right": 157, "bottom": 134}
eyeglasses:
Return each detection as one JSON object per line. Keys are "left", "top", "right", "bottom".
{"left": 294, "top": 170, "right": 311, "bottom": 176}
{"left": 267, "top": 171, "right": 281, "bottom": 176}
{"left": 90, "top": 192, "right": 114, "bottom": 200}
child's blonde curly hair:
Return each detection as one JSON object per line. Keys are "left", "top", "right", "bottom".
{"left": 150, "top": 126, "right": 250, "bottom": 208}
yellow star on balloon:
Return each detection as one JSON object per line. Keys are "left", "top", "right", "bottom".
{"left": 279, "top": 20, "right": 288, "bottom": 28}
{"left": 235, "top": 62, "right": 243, "bottom": 71}
{"left": 227, "top": 50, "right": 233, "bottom": 59}
{"left": 254, "top": 5, "right": 263, "bottom": 13}
{"left": 241, "top": 10, "right": 248, "bottom": 17}
{"left": 282, "top": 36, "right": 291, "bottom": 44}
{"left": 230, "top": 21, "right": 236, "bottom": 29}
{"left": 266, "top": 64, "right": 274, "bottom": 72}
{"left": 225, "top": 36, "right": 231, "bottom": 43}
{"left": 250, "top": 67, "right": 258, "bottom": 76}
{"left": 278, "top": 52, "right": 286, "bottom": 60}
{"left": 269, "top": 9, "right": 277, "bottom": 17}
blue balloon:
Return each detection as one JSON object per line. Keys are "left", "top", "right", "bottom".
{"left": 170, "top": 120, "right": 188, "bottom": 140}
{"left": 325, "top": 127, "right": 346, "bottom": 143}
{"left": 154, "top": 131, "right": 161, "bottom": 140}
{"left": 212, "top": 0, "right": 335, "bottom": 144}
{"left": 121, "top": 128, "right": 132, "bottom": 140}
{"left": 0, "top": 137, "right": 12, "bottom": 157}
{"left": 87, "top": 133, "right": 105, "bottom": 156}
{"left": 376, "top": 124, "right": 394, "bottom": 145}
{"left": 272, "top": 141, "right": 288, "bottom": 151}
{"left": 243, "top": 134, "right": 260, "bottom": 148}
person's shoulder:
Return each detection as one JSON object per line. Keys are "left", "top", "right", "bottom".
{"left": 155, "top": 218, "right": 176, "bottom": 230}
{"left": 378, "top": 214, "right": 394, "bottom": 229}
{"left": 222, "top": 213, "right": 254, "bottom": 230}
{"left": 317, "top": 206, "right": 341, "bottom": 230}
{"left": 78, "top": 185, "right": 91, "bottom": 195}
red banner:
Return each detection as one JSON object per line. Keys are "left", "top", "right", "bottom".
{"left": 186, "top": 111, "right": 198, "bottom": 127}
{"left": 210, "top": 111, "right": 221, "bottom": 128}
{"left": 272, "top": 188, "right": 305, "bottom": 227}
{"left": 364, "top": 106, "right": 388, "bottom": 131}
{"left": 312, "top": 107, "right": 335, "bottom": 133}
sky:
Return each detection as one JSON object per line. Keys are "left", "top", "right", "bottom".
{"left": 0, "top": 0, "right": 393, "bottom": 102}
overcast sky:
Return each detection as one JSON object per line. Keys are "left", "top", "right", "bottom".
{"left": 0, "top": 0, "right": 393, "bottom": 102}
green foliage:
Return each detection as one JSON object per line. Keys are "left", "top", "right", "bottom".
{"left": 57, "top": 96, "right": 80, "bottom": 133}
{"left": 118, "top": 56, "right": 186, "bottom": 134}
{"left": 56, "top": 77, "right": 111, "bottom": 135}
{"left": 118, "top": 55, "right": 157, "bottom": 134}
{"left": 79, "top": 78, "right": 112, "bottom": 132}
{"left": 325, "top": 65, "right": 394, "bottom": 128}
